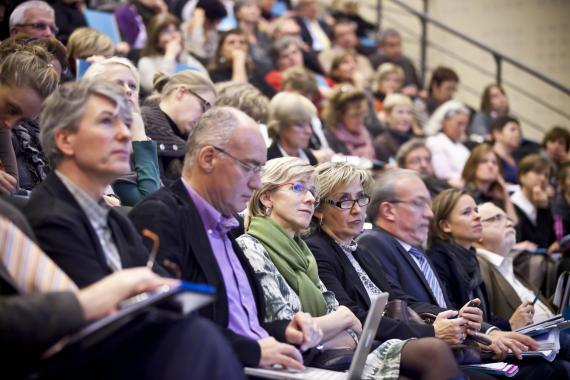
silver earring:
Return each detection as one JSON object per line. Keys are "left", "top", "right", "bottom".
{"left": 264, "top": 207, "right": 272, "bottom": 216}
{"left": 319, "top": 216, "right": 324, "bottom": 226}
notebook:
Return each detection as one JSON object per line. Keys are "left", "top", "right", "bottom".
{"left": 244, "top": 292, "right": 389, "bottom": 380}
{"left": 44, "top": 281, "right": 215, "bottom": 358}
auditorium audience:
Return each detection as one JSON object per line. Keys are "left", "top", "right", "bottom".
{"left": 83, "top": 57, "right": 160, "bottom": 206}
{"left": 266, "top": 92, "right": 318, "bottom": 165}
{"left": 0, "top": 215, "right": 245, "bottom": 380}
{"left": 322, "top": 84, "right": 376, "bottom": 159}
{"left": 373, "top": 94, "right": 414, "bottom": 162}
{"left": 208, "top": 28, "right": 275, "bottom": 97}
{"left": 491, "top": 115, "right": 522, "bottom": 184}
{"left": 542, "top": 126, "right": 570, "bottom": 173}
{"left": 24, "top": 80, "right": 150, "bottom": 287}
{"left": 469, "top": 84, "right": 510, "bottom": 141}
{"left": 329, "top": 51, "right": 363, "bottom": 88}
{"left": 307, "top": 161, "right": 483, "bottom": 346}
{"left": 138, "top": 13, "right": 208, "bottom": 94}
{"left": 238, "top": 157, "right": 465, "bottom": 379}
{"left": 291, "top": 0, "right": 332, "bottom": 53}
{"left": 9, "top": 0, "right": 57, "bottom": 39}
{"left": 462, "top": 143, "right": 518, "bottom": 224}
{"left": 0, "top": 44, "right": 59, "bottom": 195}
{"left": 115, "top": 0, "right": 168, "bottom": 50}
{"left": 510, "top": 154, "right": 557, "bottom": 250}
{"left": 553, "top": 162, "right": 570, "bottom": 242}
{"left": 140, "top": 70, "right": 215, "bottom": 183}
{"left": 130, "top": 106, "right": 321, "bottom": 369}
{"left": 355, "top": 169, "right": 549, "bottom": 365}
{"left": 234, "top": 0, "right": 273, "bottom": 75}
{"left": 425, "top": 100, "right": 470, "bottom": 181}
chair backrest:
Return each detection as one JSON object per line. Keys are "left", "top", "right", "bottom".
{"left": 552, "top": 271, "right": 570, "bottom": 314}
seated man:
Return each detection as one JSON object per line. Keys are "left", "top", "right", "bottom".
{"left": 25, "top": 80, "right": 149, "bottom": 287}
{"left": 130, "top": 106, "right": 319, "bottom": 369}
{"left": 0, "top": 216, "right": 245, "bottom": 380}
{"left": 475, "top": 202, "right": 555, "bottom": 327}
{"left": 356, "top": 168, "right": 567, "bottom": 378}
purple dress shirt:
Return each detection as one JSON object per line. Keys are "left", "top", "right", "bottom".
{"left": 182, "top": 178, "right": 269, "bottom": 340}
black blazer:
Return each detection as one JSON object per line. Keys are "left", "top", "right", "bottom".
{"left": 514, "top": 204, "right": 556, "bottom": 249}
{"left": 357, "top": 227, "right": 452, "bottom": 308}
{"left": 267, "top": 142, "right": 318, "bottom": 166}
{"left": 129, "top": 179, "right": 289, "bottom": 366}
{"left": 24, "top": 173, "right": 148, "bottom": 288}
{"left": 292, "top": 15, "right": 332, "bottom": 52}
{"left": 305, "top": 229, "right": 436, "bottom": 340}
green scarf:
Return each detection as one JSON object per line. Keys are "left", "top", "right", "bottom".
{"left": 247, "top": 216, "right": 327, "bottom": 316}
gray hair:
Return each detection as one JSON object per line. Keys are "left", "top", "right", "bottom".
{"left": 83, "top": 56, "right": 141, "bottom": 93}
{"left": 246, "top": 156, "right": 316, "bottom": 229}
{"left": 424, "top": 100, "right": 470, "bottom": 135}
{"left": 376, "top": 28, "right": 401, "bottom": 45}
{"left": 215, "top": 81, "right": 269, "bottom": 123}
{"left": 367, "top": 168, "right": 420, "bottom": 223}
{"left": 267, "top": 92, "right": 316, "bottom": 140}
{"left": 9, "top": 1, "right": 54, "bottom": 28}
{"left": 270, "top": 36, "right": 303, "bottom": 64}
{"left": 184, "top": 106, "right": 244, "bottom": 166}
{"left": 40, "top": 79, "right": 132, "bottom": 168}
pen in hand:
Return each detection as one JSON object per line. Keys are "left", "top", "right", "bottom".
{"left": 143, "top": 229, "right": 160, "bottom": 270}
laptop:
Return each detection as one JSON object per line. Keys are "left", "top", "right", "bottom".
{"left": 244, "top": 292, "right": 389, "bottom": 380}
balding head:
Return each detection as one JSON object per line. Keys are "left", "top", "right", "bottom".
{"left": 475, "top": 202, "right": 516, "bottom": 256}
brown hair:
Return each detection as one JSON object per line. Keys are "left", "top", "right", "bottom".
{"left": 517, "top": 154, "right": 552, "bottom": 184}
{"left": 428, "top": 66, "right": 459, "bottom": 96}
{"left": 209, "top": 28, "right": 250, "bottom": 71}
{"left": 281, "top": 66, "right": 318, "bottom": 98}
{"left": 543, "top": 126, "right": 570, "bottom": 152}
{"left": 141, "top": 13, "right": 180, "bottom": 57}
{"left": 67, "top": 27, "right": 114, "bottom": 71}
{"left": 461, "top": 143, "right": 501, "bottom": 188}
{"left": 322, "top": 84, "right": 365, "bottom": 130}
{"left": 480, "top": 83, "right": 508, "bottom": 114}
{"left": 428, "top": 188, "right": 468, "bottom": 246}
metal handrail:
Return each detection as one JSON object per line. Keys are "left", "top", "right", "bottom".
{"left": 386, "top": 0, "right": 570, "bottom": 97}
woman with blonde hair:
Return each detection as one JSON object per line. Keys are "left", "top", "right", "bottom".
{"left": 84, "top": 57, "right": 160, "bottom": 206}
{"left": 238, "top": 157, "right": 465, "bottom": 380}
{"left": 66, "top": 27, "right": 115, "bottom": 77}
{"left": 138, "top": 13, "right": 208, "bottom": 94}
{"left": 322, "top": 84, "right": 376, "bottom": 160}
{"left": 140, "top": 70, "right": 216, "bottom": 183}
{"left": 373, "top": 93, "right": 415, "bottom": 162}
{"left": 372, "top": 63, "right": 405, "bottom": 113}
{"left": 266, "top": 92, "right": 318, "bottom": 165}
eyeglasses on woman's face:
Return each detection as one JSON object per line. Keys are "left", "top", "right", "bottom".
{"left": 324, "top": 195, "right": 370, "bottom": 210}
{"left": 277, "top": 181, "right": 319, "bottom": 205}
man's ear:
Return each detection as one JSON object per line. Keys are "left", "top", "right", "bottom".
{"left": 380, "top": 202, "right": 396, "bottom": 222}
{"left": 197, "top": 145, "right": 216, "bottom": 173}
{"left": 54, "top": 129, "right": 75, "bottom": 158}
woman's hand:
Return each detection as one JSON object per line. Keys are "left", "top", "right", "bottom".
{"left": 486, "top": 331, "right": 538, "bottom": 360}
{"left": 165, "top": 37, "right": 182, "bottom": 61}
{"left": 334, "top": 305, "right": 362, "bottom": 335}
{"left": 531, "top": 185, "right": 549, "bottom": 208}
{"left": 285, "top": 312, "right": 323, "bottom": 351}
{"left": 0, "top": 171, "right": 17, "bottom": 194}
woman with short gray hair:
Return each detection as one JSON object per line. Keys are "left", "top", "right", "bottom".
{"left": 266, "top": 92, "right": 318, "bottom": 165}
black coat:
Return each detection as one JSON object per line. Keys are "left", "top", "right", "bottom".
{"left": 267, "top": 142, "right": 318, "bottom": 166}
{"left": 305, "top": 229, "right": 436, "bottom": 340}
{"left": 514, "top": 204, "right": 556, "bottom": 249}
{"left": 24, "top": 173, "right": 149, "bottom": 288}
{"left": 129, "top": 179, "right": 289, "bottom": 366}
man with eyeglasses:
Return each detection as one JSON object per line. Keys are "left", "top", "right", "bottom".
{"left": 474, "top": 202, "right": 554, "bottom": 327}
{"left": 130, "top": 106, "right": 323, "bottom": 371}
{"left": 9, "top": 1, "right": 58, "bottom": 38}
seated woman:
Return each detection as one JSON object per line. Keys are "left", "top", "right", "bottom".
{"left": 266, "top": 92, "right": 318, "bottom": 165}
{"left": 237, "top": 157, "right": 464, "bottom": 379}
{"left": 425, "top": 100, "right": 470, "bottom": 181}
{"left": 372, "top": 63, "right": 405, "bottom": 115}
{"left": 322, "top": 84, "right": 376, "bottom": 161}
{"left": 306, "top": 161, "right": 482, "bottom": 346}
{"left": 138, "top": 13, "right": 208, "bottom": 94}
{"left": 511, "top": 154, "right": 557, "bottom": 251}
{"left": 207, "top": 29, "right": 275, "bottom": 97}
{"left": 468, "top": 84, "right": 509, "bottom": 141}
{"left": 84, "top": 57, "right": 161, "bottom": 206}
{"left": 491, "top": 115, "right": 521, "bottom": 185}
{"left": 115, "top": 0, "right": 167, "bottom": 50}
{"left": 234, "top": 0, "right": 273, "bottom": 75}
{"left": 141, "top": 70, "right": 216, "bottom": 183}
{"left": 373, "top": 94, "right": 415, "bottom": 162}
{"left": 66, "top": 27, "right": 116, "bottom": 78}
{"left": 462, "top": 143, "right": 518, "bottom": 224}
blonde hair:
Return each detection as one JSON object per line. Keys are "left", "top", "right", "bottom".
{"left": 245, "top": 157, "right": 316, "bottom": 229}
{"left": 383, "top": 93, "right": 412, "bottom": 115}
{"left": 67, "top": 27, "right": 114, "bottom": 63}
{"left": 314, "top": 161, "right": 373, "bottom": 212}
{"left": 266, "top": 92, "right": 316, "bottom": 140}
{"left": 152, "top": 70, "right": 216, "bottom": 100}
{"left": 215, "top": 81, "right": 269, "bottom": 123}
{"left": 373, "top": 63, "right": 404, "bottom": 92}
{"left": 83, "top": 56, "right": 140, "bottom": 93}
